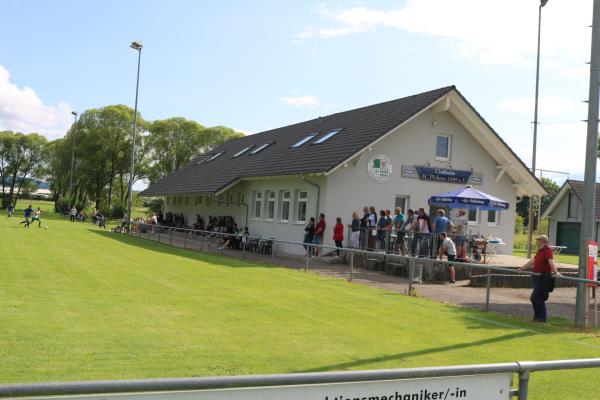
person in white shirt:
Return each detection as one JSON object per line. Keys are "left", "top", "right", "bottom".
{"left": 438, "top": 232, "right": 457, "bottom": 284}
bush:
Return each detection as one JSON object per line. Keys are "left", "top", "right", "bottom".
{"left": 144, "top": 198, "right": 163, "bottom": 214}
{"left": 537, "top": 218, "right": 549, "bottom": 235}
{"left": 110, "top": 202, "right": 127, "bottom": 219}
{"left": 514, "top": 214, "right": 525, "bottom": 234}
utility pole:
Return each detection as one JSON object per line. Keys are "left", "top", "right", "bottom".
{"left": 576, "top": 0, "right": 600, "bottom": 328}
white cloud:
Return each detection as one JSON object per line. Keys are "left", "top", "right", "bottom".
{"left": 281, "top": 94, "right": 320, "bottom": 107}
{"left": 298, "top": 1, "right": 592, "bottom": 66}
{"left": 0, "top": 64, "right": 72, "bottom": 140}
{"left": 498, "top": 96, "right": 587, "bottom": 118}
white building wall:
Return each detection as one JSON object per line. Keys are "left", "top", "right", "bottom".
{"left": 323, "top": 109, "right": 518, "bottom": 254}
{"left": 164, "top": 176, "right": 325, "bottom": 255}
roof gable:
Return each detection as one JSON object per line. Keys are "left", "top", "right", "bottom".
{"left": 541, "top": 180, "right": 600, "bottom": 220}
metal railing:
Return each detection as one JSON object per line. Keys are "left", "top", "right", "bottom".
{"left": 346, "top": 226, "right": 492, "bottom": 261}
{"left": 1, "top": 358, "right": 599, "bottom": 399}
{"left": 123, "top": 223, "right": 598, "bottom": 314}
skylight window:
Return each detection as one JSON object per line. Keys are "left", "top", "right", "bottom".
{"left": 314, "top": 128, "right": 342, "bottom": 144}
{"left": 251, "top": 142, "right": 273, "bottom": 154}
{"left": 292, "top": 134, "right": 317, "bottom": 148}
{"left": 196, "top": 156, "right": 210, "bottom": 165}
{"left": 233, "top": 146, "right": 252, "bottom": 157}
{"left": 208, "top": 152, "right": 224, "bottom": 161}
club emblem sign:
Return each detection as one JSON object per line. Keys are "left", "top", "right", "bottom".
{"left": 368, "top": 153, "right": 392, "bottom": 183}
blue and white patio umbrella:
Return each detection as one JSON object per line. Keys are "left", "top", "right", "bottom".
{"left": 429, "top": 186, "right": 510, "bottom": 211}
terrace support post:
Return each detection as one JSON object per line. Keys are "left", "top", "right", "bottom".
{"left": 349, "top": 252, "right": 354, "bottom": 282}
{"left": 518, "top": 370, "right": 530, "bottom": 400}
{"left": 485, "top": 268, "right": 492, "bottom": 312}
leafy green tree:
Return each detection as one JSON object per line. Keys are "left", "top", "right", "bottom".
{"left": 516, "top": 177, "right": 561, "bottom": 229}
{"left": 0, "top": 132, "right": 48, "bottom": 208}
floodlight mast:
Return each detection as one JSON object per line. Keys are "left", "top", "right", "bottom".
{"left": 576, "top": 0, "right": 600, "bottom": 328}
{"left": 526, "top": 0, "right": 549, "bottom": 259}
{"left": 127, "top": 41, "right": 142, "bottom": 234}
{"left": 68, "top": 111, "right": 78, "bottom": 209}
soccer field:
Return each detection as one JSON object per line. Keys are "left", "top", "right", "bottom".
{"left": 1, "top": 214, "right": 599, "bottom": 399}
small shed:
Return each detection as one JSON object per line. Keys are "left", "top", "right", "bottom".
{"left": 542, "top": 180, "right": 600, "bottom": 254}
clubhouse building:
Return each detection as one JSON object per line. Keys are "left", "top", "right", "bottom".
{"left": 141, "top": 86, "right": 546, "bottom": 255}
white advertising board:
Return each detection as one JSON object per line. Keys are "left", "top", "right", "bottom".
{"left": 29, "top": 373, "right": 512, "bottom": 400}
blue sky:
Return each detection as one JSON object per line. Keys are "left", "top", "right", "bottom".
{"left": 0, "top": 0, "right": 594, "bottom": 185}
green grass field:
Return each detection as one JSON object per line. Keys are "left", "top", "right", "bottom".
{"left": 513, "top": 248, "right": 579, "bottom": 266}
{"left": 1, "top": 213, "right": 600, "bottom": 399}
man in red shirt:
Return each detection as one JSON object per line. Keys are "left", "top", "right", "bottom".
{"left": 519, "top": 235, "right": 561, "bottom": 322}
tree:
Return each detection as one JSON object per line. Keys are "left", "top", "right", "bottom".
{"left": 516, "top": 176, "right": 560, "bottom": 229}
{"left": 145, "top": 121, "right": 244, "bottom": 183}
{"left": 0, "top": 132, "right": 47, "bottom": 208}
{"left": 146, "top": 117, "right": 205, "bottom": 183}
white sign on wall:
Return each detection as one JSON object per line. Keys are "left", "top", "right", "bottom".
{"left": 36, "top": 374, "right": 512, "bottom": 400}
{"left": 368, "top": 154, "right": 393, "bottom": 183}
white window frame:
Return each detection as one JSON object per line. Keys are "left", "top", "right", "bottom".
{"left": 296, "top": 190, "right": 308, "bottom": 223}
{"left": 467, "top": 208, "right": 479, "bottom": 225}
{"left": 217, "top": 194, "right": 224, "bottom": 207}
{"left": 435, "top": 135, "right": 451, "bottom": 161}
{"left": 280, "top": 191, "right": 291, "bottom": 222}
{"left": 253, "top": 191, "right": 263, "bottom": 219}
{"left": 487, "top": 210, "right": 500, "bottom": 226}
{"left": 266, "top": 191, "right": 276, "bottom": 220}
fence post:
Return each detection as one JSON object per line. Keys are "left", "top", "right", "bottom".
{"left": 138, "top": 225, "right": 141, "bottom": 238}
{"left": 184, "top": 231, "right": 187, "bottom": 249}
{"left": 518, "top": 370, "right": 530, "bottom": 400}
{"left": 408, "top": 259, "right": 414, "bottom": 295}
{"left": 305, "top": 247, "right": 310, "bottom": 272}
{"left": 158, "top": 227, "right": 161, "bottom": 243}
{"left": 349, "top": 252, "right": 354, "bottom": 282}
{"left": 271, "top": 240, "right": 275, "bottom": 263}
{"left": 147, "top": 225, "right": 150, "bottom": 240}
{"left": 170, "top": 229, "right": 173, "bottom": 246}
{"left": 485, "top": 268, "right": 492, "bottom": 312}
{"left": 242, "top": 239, "right": 246, "bottom": 260}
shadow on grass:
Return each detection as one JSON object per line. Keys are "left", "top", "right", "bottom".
{"left": 295, "top": 330, "right": 535, "bottom": 372}
{"left": 87, "top": 228, "right": 276, "bottom": 269}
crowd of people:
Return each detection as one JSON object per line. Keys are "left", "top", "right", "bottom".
{"left": 303, "top": 207, "right": 472, "bottom": 283}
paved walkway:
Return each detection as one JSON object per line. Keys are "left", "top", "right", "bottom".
{"left": 130, "top": 229, "right": 592, "bottom": 323}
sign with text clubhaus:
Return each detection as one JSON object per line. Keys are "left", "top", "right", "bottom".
{"left": 37, "top": 374, "right": 512, "bottom": 400}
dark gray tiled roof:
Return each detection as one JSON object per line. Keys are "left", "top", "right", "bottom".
{"left": 567, "top": 180, "right": 600, "bottom": 220}
{"left": 141, "top": 86, "right": 456, "bottom": 196}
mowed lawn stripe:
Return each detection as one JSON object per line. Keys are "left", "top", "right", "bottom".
{"left": 1, "top": 214, "right": 600, "bottom": 399}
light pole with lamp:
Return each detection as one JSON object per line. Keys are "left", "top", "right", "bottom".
{"left": 127, "top": 41, "right": 142, "bottom": 233}
{"left": 526, "top": 0, "right": 549, "bottom": 259}
{"left": 68, "top": 111, "right": 78, "bottom": 209}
